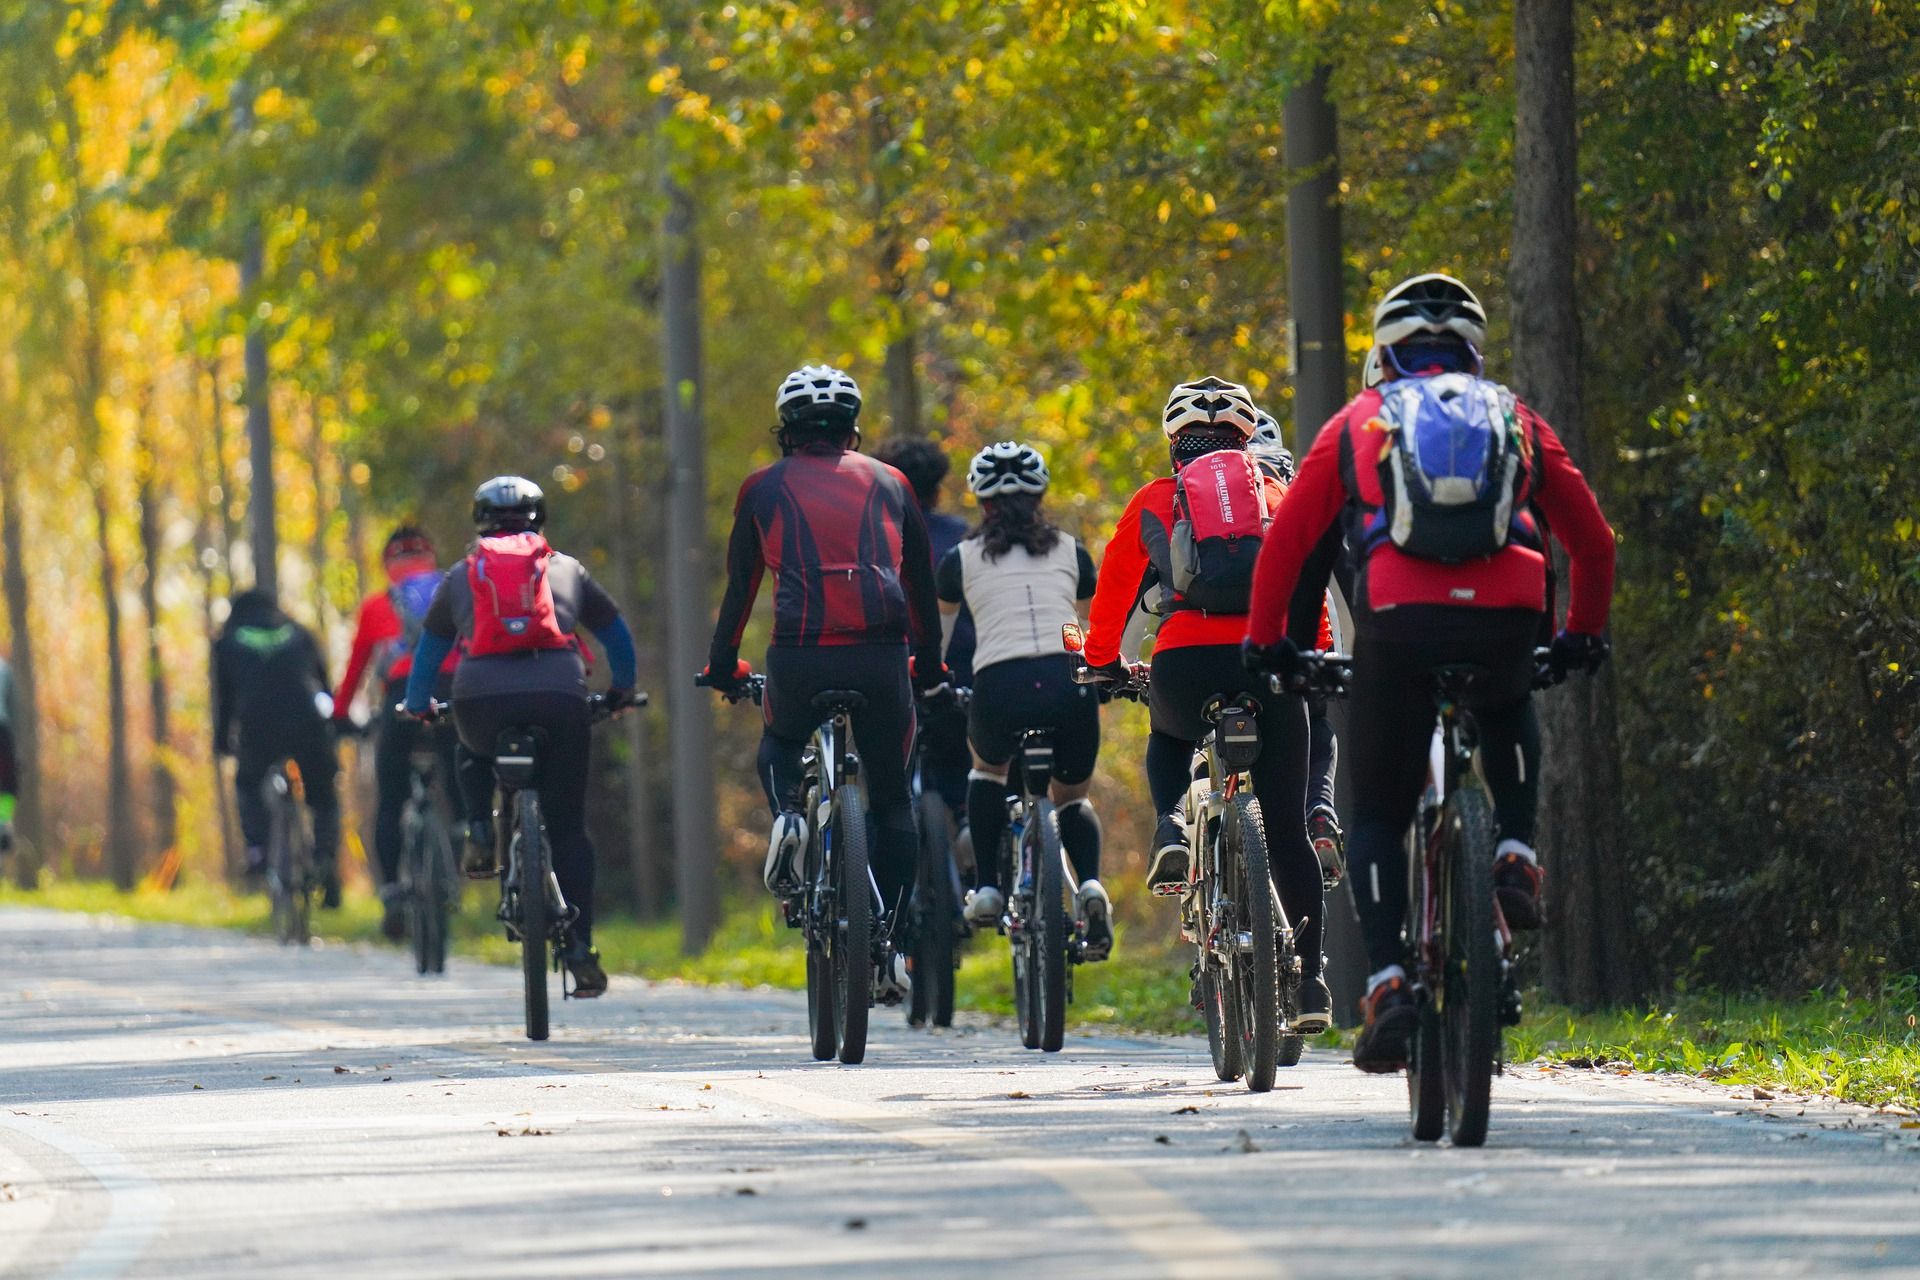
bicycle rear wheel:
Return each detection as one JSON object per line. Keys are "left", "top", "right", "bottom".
{"left": 832, "top": 784, "right": 872, "bottom": 1065}
{"left": 402, "top": 822, "right": 430, "bottom": 975}
{"left": 1229, "top": 795, "right": 1281, "bottom": 1092}
{"left": 1442, "top": 786, "right": 1499, "bottom": 1147}
{"left": 1406, "top": 820, "right": 1446, "bottom": 1141}
{"left": 1030, "top": 800, "right": 1067, "bottom": 1053}
{"left": 1204, "top": 962, "right": 1244, "bottom": 1081}
{"left": 419, "top": 812, "right": 454, "bottom": 975}
{"left": 517, "top": 790, "right": 550, "bottom": 1042}
{"left": 910, "top": 792, "right": 958, "bottom": 1029}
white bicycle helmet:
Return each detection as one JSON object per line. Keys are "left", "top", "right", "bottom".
{"left": 967, "top": 442, "right": 1050, "bottom": 498}
{"left": 1371, "top": 273, "right": 1487, "bottom": 349}
{"left": 1249, "top": 411, "right": 1296, "bottom": 481}
{"left": 775, "top": 364, "right": 862, "bottom": 424}
{"left": 1361, "top": 346, "right": 1384, "bottom": 389}
{"left": 1162, "top": 376, "right": 1260, "bottom": 440}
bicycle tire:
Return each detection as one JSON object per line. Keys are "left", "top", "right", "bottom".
{"left": 1006, "top": 821, "right": 1037, "bottom": 1049}
{"left": 286, "top": 789, "right": 313, "bottom": 947}
{"left": 911, "top": 792, "right": 959, "bottom": 1029}
{"left": 517, "top": 790, "right": 550, "bottom": 1043}
{"left": 1028, "top": 799, "right": 1067, "bottom": 1053}
{"left": 832, "top": 783, "right": 872, "bottom": 1065}
{"left": 267, "top": 784, "right": 294, "bottom": 945}
{"left": 1204, "top": 964, "right": 1244, "bottom": 1081}
{"left": 802, "top": 784, "right": 837, "bottom": 1060}
{"left": 1231, "top": 794, "right": 1281, "bottom": 1093}
{"left": 1442, "top": 785, "right": 1499, "bottom": 1147}
{"left": 420, "top": 811, "right": 454, "bottom": 975}
{"left": 402, "top": 819, "right": 430, "bottom": 975}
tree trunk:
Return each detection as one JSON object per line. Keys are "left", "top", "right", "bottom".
{"left": 1284, "top": 65, "right": 1365, "bottom": 1024}
{"left": 137, "top": 410, "right": 178, "bottom": 864}
{"left": 196, "top": 361, "right": 240, "bottom": 880}
{"left": 607, "top": 435, "right": 661, "bottom": 917}
{"left": 659, "top": 136, "right": 719, "bottom": 954}
{"left": 1512, "top": 0, "right": 1635, "bottom": 1006}
{"left": 92, "top": 479, "right": 139, "bottom": 889}
{"left": 305, "top": 401, "right": 332, "bottom": 634}
{"left": 1, "top": 464, "right": 43, "bottom": 888}
{"left": 235, "top": 84, "right": 277, "bottom": 598}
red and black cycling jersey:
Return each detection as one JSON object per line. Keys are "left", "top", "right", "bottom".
{"left": 709, "top": 443, "right": 941, "bottom": 665}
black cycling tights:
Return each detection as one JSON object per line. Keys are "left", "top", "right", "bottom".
{"left": 1145, "top": 645, "right": 1323, "bottom": 981}
{"left": 1344, "top": 615, "right": 1541, "bottom": 975}
{"left": 758, "top": 644, "right": 917, "bottom": 920}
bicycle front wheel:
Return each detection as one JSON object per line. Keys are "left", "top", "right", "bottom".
{"left": 1229, "top": 795, "right": 1282, "bottom": 1092}
{"left": 1406, "top": 823, "right": 1446, "bottom": 1141}
{"left": 1031, "top": 799, "right": 1067, "bottom": 1053}
{"left": 910, "top": 792, "right": 958, "bottom": 1029}
{"left": 1204, "top": 962, "right": 1244, "bottom": 1081}
{"left": 1441, "top": 785, "right": 1499, "bottom": 1147}
{"left": 419, "top": 813, "right": 455, "bottom": 975}
{"left": 832, "top": 784, "right": 872, "bottom": 1066}
{"left": 517, "top": 790, "right": 551, "bottom": 1042}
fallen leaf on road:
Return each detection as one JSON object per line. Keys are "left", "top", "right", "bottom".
{"left": 844, "top": 1219, "right": 867, "bottom": 1231}
{"left": 1171, "top": 1105, "right": 1201, "bottom": 1115}
{"left": 261, "top": 1075, "right": 278, "bottom": 1081}
{"left": 497, "top": 1127, "right": 551, "bottom": 1137}
{"left": 1006, "top": 1091, "right": 1031, "bottom": 1099}
{"left": 702, "top": 1084, "right": 712, "bottom": 1091}
{"left": 1153, "top": 1134, "right": 1171, "bottom": 1145}
{"left": 1222, "top": 1130, "right": 1259, "bottom": 1154}
{"left": 382, "top": 1077, "right": 392, "bottom": 1083}
{"left": 1900, "top": 1121, "right": 1920, "bottom": 1130}
{"left": 1751, "top": 1087, "right": 1774, "bottom": 1100}
{"left": 734, "top": 1187, "right": 757, "bottom": 1197}
{"left": 192, "top": 1084, "right": 204, "bottom": 1091}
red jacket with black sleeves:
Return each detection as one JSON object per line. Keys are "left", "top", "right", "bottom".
{"left": 1085, "top": 467, "right": 1333, "bottom": 668}
{"left": 1245, "top": 383, "right": 1616, "bottom": 647}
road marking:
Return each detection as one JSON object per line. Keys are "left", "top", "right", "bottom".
{"left": 0, "top": 1115, "right": 168, "bottom": 1280}
{"left": 721, "top": 1074, "right": 1281, "bottom": 1280}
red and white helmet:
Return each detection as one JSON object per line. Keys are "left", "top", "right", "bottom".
{"left": 1162, "top": 376, "right": 1260, "bottom": 440}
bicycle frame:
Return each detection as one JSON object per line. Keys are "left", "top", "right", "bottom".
{"left": 1183, "top": 701, "right": 1295, "bottom": 975}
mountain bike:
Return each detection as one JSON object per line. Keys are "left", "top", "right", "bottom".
{"left": 421, "top": 693, "right": 627, "bottom": 1041}
{"left": 397, "top": 735, "right": 460, "bottom": 976}
{"left": 700, "top": 672, "right": 895, "bottom": 1064}
{"left": 1082, "top": 663, "right": 1318, "bottom": 1090}
{"left": 1392, "top": 648, "right": 1566, "bottom": 1147}
{"left": 263, "top": 760, "right": 316, "bottom": 947}
{"left": 908, "top": 688, "right": 968, "bottom": 1030}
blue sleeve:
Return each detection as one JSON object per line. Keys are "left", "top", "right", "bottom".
{"left": 596, "top": 614, "right": 638, "bottom": 689}
{"left": 403, "top": 631, "right": 456, "bottom": 713}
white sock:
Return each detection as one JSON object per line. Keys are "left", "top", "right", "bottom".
{"left": 1365, "top": 964, "right": 1406, "bottom": 996}
{"left": 1496, "top": 838, "right": 1537, "bottom": 866}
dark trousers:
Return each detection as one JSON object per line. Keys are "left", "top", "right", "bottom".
{"left": 235, "top": 733, "right": 341, "bottom": 869}
{"left": 1145, "top": 644, "right": 1323, "bottom": 979}
{"left": 453, "top": 690, "right": 596, "bottom": 942}
{"left": 372, "top": 694, "right": 463, "bottom": 887}
{"left": 759, "top": 643, "right": 917, "bottom": 916}
{"left": 1346, "top": 609, "right": 1541, "bottom": 973}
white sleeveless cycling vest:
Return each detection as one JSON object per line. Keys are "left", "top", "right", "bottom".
{"left": 958, "top": 537, "right": 1083, "bottom": 673}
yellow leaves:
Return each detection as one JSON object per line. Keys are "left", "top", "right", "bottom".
{"left": 561, "top": 47, "right": 588, "bottom": 87}
{"left": 1156, "top": 200, "right": 1171, "bottom": 225}
{"left": 647, "top": 67, "right": 681, "bottom": 95}
{"left": 965, "top": 57, "right": 983, "bottom": 80}
{"left": 1896, "top": 518, "right": 1916, "bottom": 543}
{"left": 1200, "top": 191, "right": 1217, "bottom": 215}
{"left": 253, "top": 87, "right": 287, "bottom": 119}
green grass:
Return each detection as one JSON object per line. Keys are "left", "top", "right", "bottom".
{"left": 7, "top": 878, "right": 1915, "bottom": 1110}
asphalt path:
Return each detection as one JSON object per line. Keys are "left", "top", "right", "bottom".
{"left": 1, "top": 907, "right": 1916, "bottom": 1279}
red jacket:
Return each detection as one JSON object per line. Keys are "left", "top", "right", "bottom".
{"left": 1085, "top": 468, "right": 1330, "bottom": 667}
{"left": 1246, "top": 384, "right": 1615, "bottom": 646}
{"left": 333, "top": 586, "right": 459, "bottom": 716}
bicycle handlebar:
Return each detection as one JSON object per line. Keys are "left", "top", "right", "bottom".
{"left": 1072, "top": 662, "right": 1150, "bottom": 702}
{"left": 394, "top": 690, "right": 644, "bottom": 726}
{"left": 1265, "top": 650, "right": 1354, "bottom": 698}
{"left": 695, "top": 670, "right": 767, "bottom": 705}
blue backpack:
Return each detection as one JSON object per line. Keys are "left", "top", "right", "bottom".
{"left": 1373, "top": 373, "right": 1526, "bottom": 563}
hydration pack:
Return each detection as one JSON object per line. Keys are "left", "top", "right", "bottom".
{"left": 464, "top": 533, "right": 572, "bottom": 657}
{"left": 387, "top": 570, "right": 440, "bottom": 664}
{"left": 1373, "top": 373, "right": 1526, "bottom": 562}
{"left": 1164, "top": 448, "right": 1270, "bottom": 614}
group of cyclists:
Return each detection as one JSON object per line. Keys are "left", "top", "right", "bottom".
{"left": 211, "top": 267, "right": 1614, "bottom": 1080}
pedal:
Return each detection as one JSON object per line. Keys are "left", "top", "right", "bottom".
{"left": 1151, "top": 881, "right": 1190, "bottom": 898}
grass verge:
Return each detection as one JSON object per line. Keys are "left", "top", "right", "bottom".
{"left": 6, "top": 878, "right": 1915, "bottom": 1110}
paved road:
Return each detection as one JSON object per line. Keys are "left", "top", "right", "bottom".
{"left": 0, "top": 908, "right": 1916, "bottom": 1279}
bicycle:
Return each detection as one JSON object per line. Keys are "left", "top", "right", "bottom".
{"left": 396, "top": 735, "right": 460, "bottom": 976}
{"left": 262, "top": 759, "right": 316, "bottom": 947}
{"left": 1071, "top": 627, "right": 1334, "bottom": 1091}
{"left": 1382, "top": 647, "right": 1566, "bottom": 1147}
{"left": 907, "top": 687, "right": 969, "bottom": 1030}
{"left": 699, "top": 672, "right": 896, "bottom": 1064}
{"left": 417, "top": 692, "right": 630, "bottom": 1041}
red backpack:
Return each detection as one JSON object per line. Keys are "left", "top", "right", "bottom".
{"left": 1164, "top": 449, "right": 1272, "bottom": 614}
{"left": 465, "top": 533, "right": 573, "bottom": 657}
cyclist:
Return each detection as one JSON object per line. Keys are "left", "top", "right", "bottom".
{"left": 702, "top": 364, "right": 945, "bottom": 1002}
{"left": 937, "top": 442, "right": 1110, "bottom": 955}
{"left": 1251, "top": 411, "right": 1345, "bottom": 887}
{"left": 1082, "top": 377, "right": 1337, "bottom": 1031}
{"left": 333, "top": 525, "right": 463, "bottom": 941}
{"left": 213, "top": 589, "right": 342, "bottom": 906}
{"left": 1244, "top": 272, "right": 1615, "bottom": 1072}
{"left": 872, "top": 437, "right": 974, "bottom": 833}
{"left": 402, "top": 476, "right": 640, "bottom": 998}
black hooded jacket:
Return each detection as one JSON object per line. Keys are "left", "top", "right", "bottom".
{"left": 212, "top": 591, "right": 332, "bottom": 755}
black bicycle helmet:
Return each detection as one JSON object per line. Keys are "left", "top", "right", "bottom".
{"left": 472, "top": 475, "right": 546, "bottom": 534}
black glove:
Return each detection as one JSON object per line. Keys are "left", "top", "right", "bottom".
{"left": 1085, "top": 659, "right": 1132, "bottom": 684}
{"left": 1549, "top": 630, "right": 1610, "bottom": 677}
{"left": 606, "top": 686, "right": 640, "bottom": 712}
{"left": 911, "top": 653, "right": 951, "bottom": 694}
{"left": 1242, "top": 636, "right": 1306, "bottom": 682}
{"left": 703, "top": 657, "right": 750, "bottom": 697}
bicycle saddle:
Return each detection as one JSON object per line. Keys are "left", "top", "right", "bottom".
{"left": 810, "top": 690, "right": 868, "bottom": 714}
{"left": 1430, "top": 664, "right": 1493, "bottom": 700}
